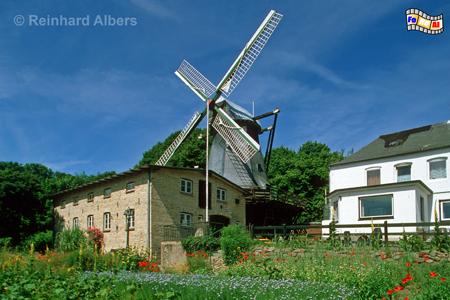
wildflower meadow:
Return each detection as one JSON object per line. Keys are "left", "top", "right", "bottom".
{"left": 1, "top": 225, "right": 450, "bottom": 299}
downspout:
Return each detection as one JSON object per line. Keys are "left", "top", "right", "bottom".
{"left": 147, "top": 170, "right": 152, "bottom": 251}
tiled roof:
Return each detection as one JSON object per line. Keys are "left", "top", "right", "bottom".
{"left": 333, "top": 121, "right": 450, "bottom": 167}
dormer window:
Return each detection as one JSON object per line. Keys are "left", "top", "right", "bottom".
{"left": 396, "top": 163, "right": 412, "bottom": 182}
{"left": 366, "top": 168, "right": 381, "bottom": 186}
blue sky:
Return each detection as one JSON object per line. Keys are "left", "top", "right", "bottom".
{"left": 0, "top": 0, "right": 449, "bottom": 174}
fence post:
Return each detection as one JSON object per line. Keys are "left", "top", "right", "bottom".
{"left": 283, "top": 223, "right": 287, "bottom": 238}
{"left": 249, "top": 224, "right": 254, "bottom": 239}
{"left": 383, "top": 221, "right": 388, "bottom": 245}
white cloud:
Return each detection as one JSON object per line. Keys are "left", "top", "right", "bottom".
{"left": 43, "top": 159, "right": 91, "bottom": 172}
{"left": 129, "top": 0, "right": 176, "bottom": 20}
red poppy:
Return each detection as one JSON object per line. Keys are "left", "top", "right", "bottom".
{"left": 404, "top": 297, "right": 409, "bottom": 300}
{"left": 430, "top": 271, "right": 439, "bottom": 278}
{"left": 138, "top": 261, "right": 149, "bottom": 268}
{"left": 440, "top": 277, "right": 446, "bottom": 282}
{"left": 393, "top": 286, "right": 404, "bottom": 292}
{"left": 148, "top": 262, "right": 160, "bottom": 272}
{"left": 401, "top": 273, "right": 413, "bottom": 285}
{"left": 381, "top": 298, "right": 386, "bottom": 300}
{"left": 387, "top": 289, "right": 394, "bottom": 295}
{"left": 405, "top": 262, "right": 411, "bottom": 267}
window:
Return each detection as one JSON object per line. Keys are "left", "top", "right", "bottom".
{"left": 429, "top": 158, "right": 447, "bottom": 179}
{"left": 126, "top": 182, "right": 135, "bottom": 192}
{"left": 360, "top": 194, "right": 393, "bottom": 219}
{"left": 87, "top": 192, "right": 94, "bottom": 202}
{"left": 235, "top": 198, "right": 240, "bottom": 205}
{"left": 73, "top": 217, "right": 79, "bottom": 228}
{"left": 87, "top": 215, "right": 94, "bottom": 228}
{"left": 217, "top": 188, "right": 226, "bottom": 201}
{"left": 440, "top": 200, "right": 450, "bottom": 220}
{"left": 126, "top": 209, "right": 135, "bottom": 229}
{"left": 367, "top": 169, "right": 380, "bottom": 186}
{"left": 397, "top": 165, "right": 411, "bottom": 182}
{"left": 180, "top": 212, "right": 193, "bottom": 227}
{"left": 104, "top": 188, "right": 112, "bottom": 198}
{"left": 180, "top": 179, "right": 193, "bottom": 194}
{"left": 419, "top": 196, "right": 425, "bottom": 222}
{"left": 103, "top": 212, "right": 111, "bottom": 231}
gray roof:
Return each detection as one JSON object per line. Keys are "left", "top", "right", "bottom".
{"left": 333, "top": 121, "right": 450, "bottom": 167}
{"left": 328, "top": 180, "right": 433, "bottom": 198}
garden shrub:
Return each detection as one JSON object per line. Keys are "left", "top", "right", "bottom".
{"left": 431, "top": 218, "right": 450, "bottom": 251}
{"left": 399, "top": 233, "right": 426, "bottom": 252}
{"left": 220, "top": 225, "right": 252, "bottom": 265}
{"left": 181, "top": 234, "right": 219, "bottom": 254}
{"left": 0, "top": 237, "right": 12, "bottom": 249}
{"left": 55, "top": 227, "right": 87, "bottom": 252}
{"left": 87, "top": 227, "right": 104, "bottom": 252}
{"left": 114, "top": 247, "right": 151, "bottom": 271}
{"left": 22, "top": 230, "right": 53, "bottom": 253}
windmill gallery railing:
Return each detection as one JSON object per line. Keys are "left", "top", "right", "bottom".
{"left": 249, "top": 221, "right": 450, "bottom": 244}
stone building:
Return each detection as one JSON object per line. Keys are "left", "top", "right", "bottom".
{"left": 53, "top": 165, "right": 247, "bottom": 255}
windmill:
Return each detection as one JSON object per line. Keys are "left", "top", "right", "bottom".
{"left": 155, "top": 10, "right": 283, "bottom": 198}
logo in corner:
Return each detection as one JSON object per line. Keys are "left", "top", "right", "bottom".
{"left": 406, "top": 8, "right": 444, "bottom": 35}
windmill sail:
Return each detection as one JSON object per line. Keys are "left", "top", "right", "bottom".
{"left": 155, "top": 111, "right": 205, "bottom": 166}
{"left": 216, "top": 10, "right": 283, "bottom": 97}
{"left": 175, "top": 60, "right": 216, "bottom": 102}
{"left": 212, "top": 108, "right": 260, "bottom": 163}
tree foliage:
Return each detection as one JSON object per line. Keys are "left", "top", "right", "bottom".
{"left": 0, "top": 162, "right": 114, "bottom": 246}
{"left": 267, "top": 142, "right": 343, "bottom": 223}
{"left": 138, "top": 128, "right": 206, "bottom": 168}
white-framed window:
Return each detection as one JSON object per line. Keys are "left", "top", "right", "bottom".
{"left": 126, "top": 209, "right": 135, "bottom": 229}
{"left": 126, "top": 182, "right": 135, "bottom": 192}
{"left": 103, "top": 212, "right": 111, "bottom": 231}
{"left": 217, "top": 188, "right": 226, "bottom": 201}
{"left": 366, "top": 168, "right": 381, "bottom": 186}
{"left": 180, "top": 212, "right": 193, "bottom": 227}
{"left": 359, "top": 194, "right": 393, "bottom": 219}
{"left": 104, "top": 187, "right": 112, "bottom": 198}
{"left": 429, "top": 158, "right": 447, "bottom": 179}
{"left": 180, "top": 178, "right": 193, "bottom": 194}
{"left": 87, "top": 215, "right": 94, "bottom": 228}
{"left": 73, "top": 217, "right": 79, "bottom": 228}
{"left": 440, "top": 200, "right": 450, "bottom": 221}
{"left": 396, "top": 163, "right": 411, "bottom": 182}
{"left": 87, "top": 192, "right": 94, "bottom": 202}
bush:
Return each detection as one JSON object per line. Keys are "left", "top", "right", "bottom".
{"left": 181, "top": 235, "right": 219, "bottom": 254}
{"left": 22, "top": 230, "right": 53, "bottom": 253}
{"left": 220, "top": 225, "right": 252, "bottom": 265}
{"left": 87, "top": 227, "right": 104, "bottom": 251}
{"left": 55, "top": 228, "right": 87, "bottom": 252}
{"left": 399, "top": 234, "right": 426, "bottom": 252}
{"left": 114, "top": 247, "right": 151, "bottom": 271}
{"left": 0, "top": 237, "right": 12, "bottom": 249}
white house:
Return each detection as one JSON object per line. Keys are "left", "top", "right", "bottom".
{"left": 322, "top": 121, "right": 450, "bottom": 238}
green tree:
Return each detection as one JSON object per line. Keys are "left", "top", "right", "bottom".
{"left": 0, "top": 161, "right": 115, "bottom": 246}
{"left": 138, "top": 128, "right": 206, "bottom": 168}
{"left": 268, "top": 142, "right": 343, "bottom": 223}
